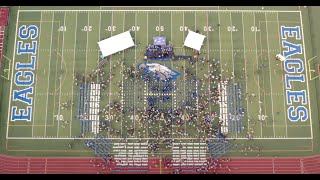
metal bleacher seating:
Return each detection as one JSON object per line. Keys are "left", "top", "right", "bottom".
{"left": 227, "top": 83, "right": 244, "bottom": 133}
{"left": 0, "top": 7, "right": 9, "bottom": 68}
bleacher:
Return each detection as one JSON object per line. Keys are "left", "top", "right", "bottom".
{"left": 146, "top": 80, "right": 174, "bottom": 111}
{"left": 112, "top": 142, "right": 149, "bottom": 173}
{"left": 207, "top": 138, "right": 235, "bottom": 159}
{"left": 78, "top": 83, "right": 101, "bottom": 135}
{"left": 226, "top": 83, "right": 244, "bottom": 133}
{"left": 0, "top": 8, "right": 9, "bottom": 26}
{"left": 171, "top": 142, "right": 209, "bottom": 173}
{"left": 84, "top": 136, "right": 112, "bottom": 162}
{"left": 0, "top": 7, "right": 9, "bottom": 68}
{"left": 218, "top": 81, "right": 229, "bottom": 134}
{"left": 78, "top": 83, "right": 92, "bottom": 134}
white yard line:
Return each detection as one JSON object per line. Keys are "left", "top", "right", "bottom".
{"left": 146, "top": 12, "right": 149, "bottom": 138}
{"left": 44, "top": 12, "right": 55, "bottom": 137}
{"left": 108, "top": 12, "right": 113, "bottom": 138}
{"left": 6, "top": 137, "right": 313, "bottom": 140}
{"left": 218, "top": 8, "right": 223, "bottom": 78}
{"left": 195, "top": 12, "right": 199, "bottom": 138}
{"left": 95, "top": 11, "right": 101, "bottom": 140}
{"left": 206, "top": 12, "right": 211, "bottom": 116}
{"left": 69, "top": 12, "right": 78, "bottom": 138}
{"left": 171, "top": 11, "right": 173, "bottom": 138}
{"left": 264, "top": 13, "right": 276, "bottom": 137}
{"left": 253, "top": 13, "right": 263, "bottom": 137}
{"left": 57, "top": 12, "right": 67, "bottom": 137}
{"left": 217, "top": 7, "right": 224, "bottom": 136}
{"left": 229, "top": 12, "right": 236, "bottom": 137}
{"left": 242, "top": 12, "right": 251, "bottom": 136}
{"left": 258, "top": 22, "right": 268, "bottom": 127}
{"left": 32, "top": 12, "right": 43, "bottom": 137}
{"left": 51, "top": 21, "right": 62, "bottom": 128}
{"left": 6, "top": 10, "right": 20, "bottom": 139}
{"left": 158, "top": 11, "right": 161, "bottom": 136}
{"left": 121, "top": 12, "right": 125, "bottom": 137}
{"left": 20, "top": 10, "right": 301, "bottom": 13}
{"left": 299, "top": 11, "right": 313, "bottom": 140}
{"left": 134, "top": 12, "right": 137, "bottom": 138}
{"left": 70, "top": 13, "right": 78, "bottom": 137}
{"left": 183, "top": 12, "right": 187, "bottom": 137}
{"left": 276, "top": 12, "right": 288, "bottom": 138}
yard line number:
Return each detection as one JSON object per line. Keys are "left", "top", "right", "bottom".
{"left": 204, "top": 26, "right": 214, "bottom": 32}
{"left": 131, "top": 26, "right": 140, "bottom": 31}
{"left": 58, "top": 26, "right": 66, "bottom": 32}
{"left": 105, "top": 26, "right": 116, "bottom": 32}
{"left": 156, "top": 26, "right": 164, "bottom": 32}
{"left": 251, "top": 26, "right": 260, "bottom": 32}
{"left": 258, "top": 115, "right": 268, "bottom": 121}
{"left": 54, "top": 115, "right": 64, "bottom": 121}
{"left": 83, "top": 25, "right": 92, "bottom": 32}
{"left": 227, "top": 26, "right": 238, "bottom": 32}
{"left": 180, "top": 26, "right": 188, "bottom": 31}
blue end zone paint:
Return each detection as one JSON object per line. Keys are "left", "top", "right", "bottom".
{"left": 280, "top": 25, "right": 309, "bottom": 123}
{"left": 10, "top": 25, "right": 39, "bottom": 122}
{"left": 284, "top": 58, "right": 304, "bottom": 73}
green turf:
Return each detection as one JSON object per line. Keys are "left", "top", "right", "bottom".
{"left": 0, "top": 6, "right": 319, "bottom": 158}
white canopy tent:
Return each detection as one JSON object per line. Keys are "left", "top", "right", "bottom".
{"left": 183, "top": 30, "right": 206, "bottom": 51}
{"left": 97, "top": 31, "right": 135, "bottom": 58}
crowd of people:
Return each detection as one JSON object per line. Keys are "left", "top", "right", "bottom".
{"left": 66, "top": 39, "right": 262, "bottom": 173}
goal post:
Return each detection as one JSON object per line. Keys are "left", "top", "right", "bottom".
{"left": 0, "top": 55, "right": 11, "bottom": 80}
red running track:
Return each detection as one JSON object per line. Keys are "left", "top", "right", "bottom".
{"left": 1, "top": 155, "right": 320, "bottom": 174}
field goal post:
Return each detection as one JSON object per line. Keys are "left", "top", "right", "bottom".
{"left": 0, "top": 54, "right": 11, "bottom": 80}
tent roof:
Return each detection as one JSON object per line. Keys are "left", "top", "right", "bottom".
{"left": 97, "top": 31, "right": 135, "bottom": 58}
{"left": 183, "top": 30, "right": 206, "bottom": 51}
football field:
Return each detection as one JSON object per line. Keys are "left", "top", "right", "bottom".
{"left": 1, "top": 6, "right": 319, "bottom": 157}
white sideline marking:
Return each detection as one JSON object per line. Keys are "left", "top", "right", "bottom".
{"left": 44, "top": 12, "right": 55, "bottom": 137}
{"left": 6, "top": 137, "right": 313, "bottom": 140}
{"left": 8, "top": 9, "right": 312, "bottom": 142}
{"left": 6, "top": 11, "right": 20, "bottom": 139}
{"left": 265, "top": 13, "right": 276, "bottom": 137}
